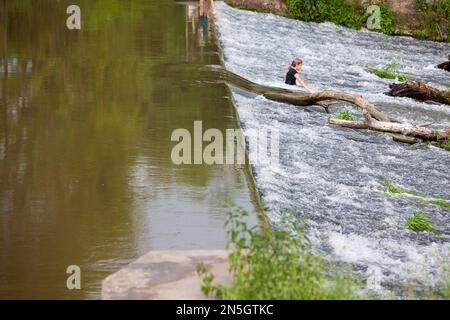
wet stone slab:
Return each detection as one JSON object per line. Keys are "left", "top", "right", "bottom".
{"left": 102, "top": 250, "right": 230, "bottom": 300}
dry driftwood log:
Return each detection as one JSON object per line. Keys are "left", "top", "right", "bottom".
{"left": 263, "top": 90, "right": 450, "bottom": 143}
{"left": 436, "top": 55, "right": 450, "bottom": 72}
{"left": 328, "top": 109, "right": 450, "bottom": 141}
{"left": 387, "top": 81, "right": 450, "bottom": 105}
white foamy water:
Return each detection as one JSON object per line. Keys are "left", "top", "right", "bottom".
{"left": 215, "top": 3, "right": 450, "bottom": 293}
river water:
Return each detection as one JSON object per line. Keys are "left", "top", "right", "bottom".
{"left": 215, "top": 2, "right": 449, "bottom": 294}
{"left": 0, "top": 0, "right": 258, "bottom": 299}
{"left": 1, "top": 0, "right": 449, "bottom": 299}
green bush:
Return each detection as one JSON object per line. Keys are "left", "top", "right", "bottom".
{"left": 414, "top": 0, "right": 449, "bottom": 41}
{"left": 412, "top": 28, "right": 433, "bottom": 39}
{"left": 379, "top": 4, "right": 395, "bottom": 35}
{"left": 286, "top": 0, "right": 319, "bottom": 21}
{"left": 285, "top": 0, "right": 448, "bottom": 41}
{"left": 286, "top": 1, "right": 397, "bottom": 33}
{"left": 286, "top": 0, "right": 363, "bottom": 29}
{"left": 316, "top": 0, "right": 362, "bottom": 29}
{"left": 196, "top": 207, "right": 359, "bottom": 299}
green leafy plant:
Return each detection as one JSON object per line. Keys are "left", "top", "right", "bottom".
{"left": 334, "top": 109, "right": 355, "bottom": 121}
{"left": 378, "top": 4, "right": 395, "bottom": 35}
{"left": 412, "top": 28, "right": 432, "bottom": 40}
{"left": 316, "top": 0, "right": 363, "bottom": 29}
{"left": 364, "top": 60, "right": 410, "bottom": 81}
{"left": 405, "top": 210, "right": 439, "bottom": 234}
{"left": 196, "top": 207, "right": 359, "bottom": 299}
{"left": 286, "top": 0, "right": 319, "bottom": 22}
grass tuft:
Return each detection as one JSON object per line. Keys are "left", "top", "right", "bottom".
{"left": 364, "top": 60, "right": 410, "bottom": 81}
{"left": 334, "top": 110, "right": 355, "bottom": 121}
{"left": 382, "top": 178, "right": 420, "bottom": 196}
{"left": 405, "top": 210, "right": 439, "bottom": 234}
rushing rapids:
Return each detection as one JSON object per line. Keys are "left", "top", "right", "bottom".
{"left": 214, "top": 2, "right": 450, "bottom": 293}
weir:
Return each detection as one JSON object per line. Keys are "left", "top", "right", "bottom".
{"left": 102, "top": 2, "right": 449, "bottom": 298}
{"left": 214, "top": 2, "right": 449, "bottom": 293}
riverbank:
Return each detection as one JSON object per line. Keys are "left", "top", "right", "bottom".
{"left": 224, "top": 0, "right": 449, "bottom": 42}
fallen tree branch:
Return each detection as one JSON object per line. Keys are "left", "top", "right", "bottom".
{"left": 387, "top": 81, "right": 450, "bottom": 105}
{"left": 264, "top": 90, "right": 401, "bottom": 122}
{"left": 329, "top": 108, "right": 449, "bottom": 141}
{"left": 207, "top": 66, "right": 450, "bottom": 147}
{"left": 436, "top": 55, "right": 450, "bottom": 72}
{"left": 327, "top": 118, "right": 368, "bottom": 129}
{"left": 417, "top": 121, "right": 435, "bottom": 127}
{"left": 384, "top": 133, "right": 419, "bottom": 144}
{"left": 263, "top": 89, "right": 449, "bottom": 143}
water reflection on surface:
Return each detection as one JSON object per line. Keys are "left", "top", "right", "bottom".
{"left": 0, "top": 0, "right": 257, "bottom": 299}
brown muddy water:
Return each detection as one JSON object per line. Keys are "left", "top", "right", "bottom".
{"left": 0, "top": 0, "right": 258, "bottom": 299}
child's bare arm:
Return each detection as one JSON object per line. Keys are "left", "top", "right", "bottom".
{"left": 295, "top": 74, "right": 315, "bottom": 93}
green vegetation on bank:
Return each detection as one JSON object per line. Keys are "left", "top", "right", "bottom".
{"left": 414, "top": 0, "right": 450, "bottom": 40}
{"left": 196, "top": 207, "right": 359, "bottom": 299}
{"left": 286, "top": 0, "right": 362, "bottom": 29}
{"left": 285, "top": 0, "right": 448, "bottom": 42}
{"left": 285, "top": 0, "right": 394, "bottom": 32}
{"left": 376, "top": 3, "right": 395, "bottom": 35}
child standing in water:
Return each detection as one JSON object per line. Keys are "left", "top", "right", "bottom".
{"left": 285, "top": 58, "right": 315, "bottom": 93}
